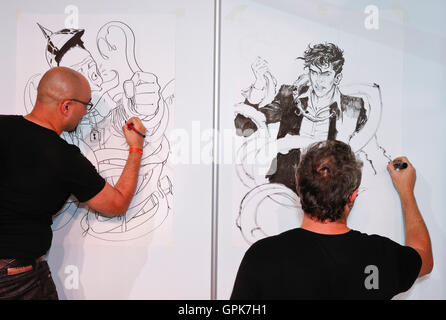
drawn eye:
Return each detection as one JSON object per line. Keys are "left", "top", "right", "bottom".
{"left": 90, "top": 72, "right": 98, "bottom": 81}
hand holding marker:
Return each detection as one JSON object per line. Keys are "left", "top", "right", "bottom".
{"left": 383, "top": 152, "right": 408, "bottom": 170}
{"left": 393, "top": 160, "right": 408, "bottom": 170}
{"left": 127, "top": 122, "right": 146, "bottom": 138}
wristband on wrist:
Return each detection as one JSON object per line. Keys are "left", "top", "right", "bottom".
{"left": 129, "top": 147, "right": 143, "bottom": 154}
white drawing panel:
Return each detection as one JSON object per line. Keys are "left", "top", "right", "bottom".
{"left": 16, "top": 14, "right": 175, "bottom": 245}
{"left": 15, "top": 12, "right": 180, "bottom": 299}
{"left": 218, "top": 0, "right": 406, "bottom": 299}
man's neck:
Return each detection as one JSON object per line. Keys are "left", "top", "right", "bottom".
{"left": 300, "top": 213, "right": 350, "bottom": 235}
{"left": 24, "top": 110, "right": 61, "bottom": 135}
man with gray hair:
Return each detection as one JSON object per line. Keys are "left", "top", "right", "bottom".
{"left": 231, "top": 140, "right": 433, "bottom": 299}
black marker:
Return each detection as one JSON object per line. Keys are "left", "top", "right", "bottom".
{"left": 393, "top": 160, "right": 408, "bottom": 170}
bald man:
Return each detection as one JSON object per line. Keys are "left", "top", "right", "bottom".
{"left": 0, "top": 67, "right": 146, "bottom": 299}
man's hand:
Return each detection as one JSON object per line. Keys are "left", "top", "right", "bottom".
{"left": 387, "top": 156, "right": 416, "bottom": 197}
{"left": 122, "top": 117, "right": 146, "bottom": 149}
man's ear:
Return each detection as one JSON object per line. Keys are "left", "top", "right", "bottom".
{"left": 348, "top": 189, "right": 359, "bottom": 206}
{"left": 59, "top": 100, "right": 70, "bottom": 116}
{"left": 334, "top": 72, "right": 343, "bottom": 85}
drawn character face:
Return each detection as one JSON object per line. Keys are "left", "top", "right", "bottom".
{"left": 308, "top": 64, "right": 342, "bottom": 98}
{"left": 74, "top": 57, "right": 103, "bottom": 92}
{"left": 60, "top": 47, "right": 103, "bottom": 92}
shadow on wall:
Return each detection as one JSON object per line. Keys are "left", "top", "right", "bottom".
{"left": 48, "top": 205, "right": 152, "bottom": 299}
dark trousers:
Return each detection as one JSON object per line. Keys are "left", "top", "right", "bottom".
{"left": 0, "top": 259, "right": 58, "bottom": 300}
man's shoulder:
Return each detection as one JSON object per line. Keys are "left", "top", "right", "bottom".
{"left": 242, "top": 234, "right": 289, "bottom": 267}
{"left": 0, "top": 114, "right": 21, "bottom": 124}
{"left": 348, "top": 230, "right": 409, "bottom": 251}
{"left": 248, "top": 228, "right": 304, "bottom": 253}
{"left": 56, "top": 141, "right": 84, "bottom": 164}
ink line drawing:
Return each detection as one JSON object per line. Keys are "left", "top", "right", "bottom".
{"left": 234, "top": 43, "right": 389, "bottom": 244}
{"left": 23, "top": 21, "right": 174, "bottom": 241}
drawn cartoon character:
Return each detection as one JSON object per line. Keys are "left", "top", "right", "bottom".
{"left": 25, "top": 22, "right": 173, "bottom": 240}
{"left": 234, "top": 42, "right": 385, "bottom": 243}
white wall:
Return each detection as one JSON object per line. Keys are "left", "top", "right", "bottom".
{"left": 0, "top": 0, "right": 444, "bottom": 299}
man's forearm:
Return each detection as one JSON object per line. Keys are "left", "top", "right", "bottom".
{"left": 114, "top": 151, "right": 143, "bottom": 211}
{"left": 400, "top": 192, "right": 433, "bottom": 277}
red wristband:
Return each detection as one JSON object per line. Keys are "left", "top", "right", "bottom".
{"left": 129, "top": 147, "right": 143, "bottom": 154}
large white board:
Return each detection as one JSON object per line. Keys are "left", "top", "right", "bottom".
{"left": 217, "top": 0, "right": 446, "bottom": 300}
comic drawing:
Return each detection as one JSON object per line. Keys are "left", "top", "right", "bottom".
{"left": 234, "top": 42, "right": 389, "bottom": 244}
{"left": 23, "top": 21, "right": 174, "bottom": 241}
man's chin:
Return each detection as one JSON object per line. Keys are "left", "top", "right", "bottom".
{"left": 66, "top": 125, "right": 79, "bottom": 133}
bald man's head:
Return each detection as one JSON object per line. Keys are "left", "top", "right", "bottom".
{"left": 36, "top": 67, "right": 90, "bottom": 106}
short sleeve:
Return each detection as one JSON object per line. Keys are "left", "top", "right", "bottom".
{"left": 394, "top": 245, "right": 422, "bottom": 293}
{"left": 376, "top": 235, "right": 422, "bottom": 296}
{"left": 63, "top": 145, "right": 106, "bottom": 202}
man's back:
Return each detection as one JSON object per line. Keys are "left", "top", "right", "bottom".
{"left": 0, "top": 115, "right": 105, "bottom": 259}
{"left": 231, "top": 228, "right": 421, "bottom": 300}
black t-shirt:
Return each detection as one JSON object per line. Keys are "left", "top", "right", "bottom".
{"left": 231, "top": 228, "right": 422, "bottom": 300}
{"left": 0, "top": 115, "right": 106, "bottom": 259}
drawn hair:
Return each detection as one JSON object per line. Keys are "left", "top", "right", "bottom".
{"left": 295, "top": 140, "right": 363, "bottom": 222}
{"left": 298, "top": 42, "right": 345, "bottom": 75}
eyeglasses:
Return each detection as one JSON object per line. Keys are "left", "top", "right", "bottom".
{"left": 68, "top": 98, "right": 94, "bottom": 111}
